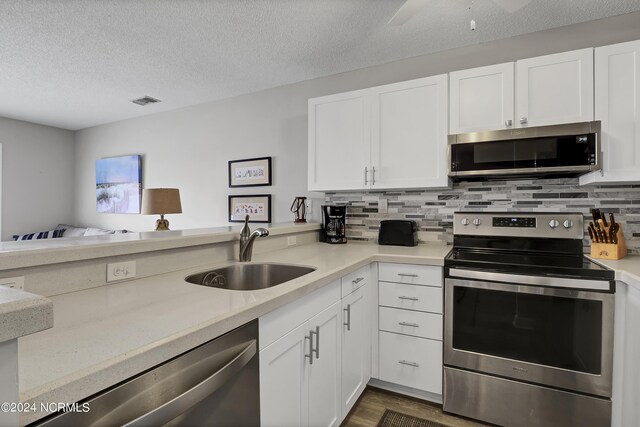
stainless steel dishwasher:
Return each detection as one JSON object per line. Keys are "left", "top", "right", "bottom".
{"left": 34, "top": 320, "right": 259, "bottom": 426}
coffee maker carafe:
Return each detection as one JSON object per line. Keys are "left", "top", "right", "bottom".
{"left": 321, "top": 205, "right": 347, "bottom": 244}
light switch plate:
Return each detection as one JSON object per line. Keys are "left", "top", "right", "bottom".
{"left": 107, "top": 261, "right": 137, "bottom": 282}
{"left": 0, "top": 276, "right": 25, "bottom": 291}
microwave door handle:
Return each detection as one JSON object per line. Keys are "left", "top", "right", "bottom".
{"left": 122, "top": 340, "right": 257, "bottom": 427}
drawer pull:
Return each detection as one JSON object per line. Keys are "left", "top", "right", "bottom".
{"left": 352, "top": 277, "right": 364, "bottom": 284}
{"left": 344, "top": 304, "right": 351, "bottom": 331}
{"left": 398, "top": 296, "right": 419, "bottom": 301}
{"left": 398, "top": 322, "right": 420, "bottom": 328}
{"left": 398, "top": 360, "right": 420, "bottom": 367}
{"left": 397, "top": 273, "right": 419, "bottom": 278}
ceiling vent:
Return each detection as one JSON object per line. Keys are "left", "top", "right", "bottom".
{"left": 131, "top": 96, "right": 161, "bottom": 106}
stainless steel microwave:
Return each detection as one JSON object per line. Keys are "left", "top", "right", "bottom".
{"left": 448, "top": 121, "right": 601, "bottom": 180}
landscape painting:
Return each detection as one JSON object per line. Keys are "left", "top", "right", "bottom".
{"left": 96, "top": 155, "right": 142, "bottom": 213}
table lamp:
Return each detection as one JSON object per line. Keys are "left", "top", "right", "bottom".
{"left": 141, "top": 188, "right": 182, "bottom": 231}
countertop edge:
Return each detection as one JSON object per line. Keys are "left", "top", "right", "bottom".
{"left": 0, "top": 289, "right": 53, "bottom": 343}
{"left": 0, "top": 222, "right": 321, "bottom": 271}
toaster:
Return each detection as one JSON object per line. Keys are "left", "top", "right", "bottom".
{"left": 378, "top": 220, "right": 418, "bottom": 247}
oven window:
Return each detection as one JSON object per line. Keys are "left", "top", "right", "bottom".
{"left": 452, "top": 287, "right": 602, "bottom": 374}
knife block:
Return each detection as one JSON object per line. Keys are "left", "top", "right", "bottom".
{"left": 590, "top": 227, "right": 627, "bottom": 260}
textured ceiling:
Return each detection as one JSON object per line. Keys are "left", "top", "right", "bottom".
{"left": 1, "top": 0, "right": 640, "bottom": 130}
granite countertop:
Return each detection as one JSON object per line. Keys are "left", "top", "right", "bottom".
{"left": 589, "top": 255, "right": 640, "bottom": 286}
{"left": 17, "top": 241, "right": 451, "bottom": 425}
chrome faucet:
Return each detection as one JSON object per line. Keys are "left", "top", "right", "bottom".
{"left": 239, "top": 215, "right": 269, "bottom": 262}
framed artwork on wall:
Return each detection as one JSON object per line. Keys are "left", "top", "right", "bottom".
{"left": 228, "top": 194, "right": 272, "bottom": 223}
{"left": 228, "top": 156, "right": 272, "bottom": 187}
{"left": 95, "top": 155, "right": 142, "bottom": 214}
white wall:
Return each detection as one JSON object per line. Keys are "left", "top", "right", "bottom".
{"left": 73, "top": 12, "right": 640, "bottom": 232}
{"left": 0, "top": 117, "right": 75, "bottom": 240}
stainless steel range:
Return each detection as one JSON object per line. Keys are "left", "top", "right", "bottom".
{"left": 443, "top": 212, "right": 615, "bottom": 427}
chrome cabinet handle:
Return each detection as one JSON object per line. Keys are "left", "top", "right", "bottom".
{"left": 505, "top": 119, "right": 513, "bottom": 127}
{"left": 398, "top": 360, "right": 419, "bottom": 367}
{"left": 344, "top": 304, "right": 351, "bottom": 331}
{"left": 123, "top": 340, "right": 257, "bottom": 427}
{"left": 397, "top": 273, "right": 418, "bottom": 278}
{"left": 305, "top": 334, "right": 314, "bottom": 365}
{"left": 398, "top": 322, "right": 419, "bottom": 328}
{"left": 520, "top": 117, "right": 528, "bottom": 125}
{"left": 371, "top": 166, "right": 376, "bottom": 185}
{"left": 352, "top": 277, "right": 364, "bottom": 284}
{"left": 313, "top": 325, "right": 320, "bottom": 359}
{"left": 364, "top": 167, "right": 368, "bottom": 185}
{"left": 398, "top": 296, "right": 419, "bottom": 301}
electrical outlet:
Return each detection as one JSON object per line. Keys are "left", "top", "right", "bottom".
{"left": 107, "top": 261, "right": 137, "bottom": 282}
{"left": 306, "top": 199, "right": 312, "bottom": 216}
{"left": 378, "top": 198, "right": 388, "bottom": 214}
{"left": 287, "top": 236, "right": 297, "bottom": 246}
{"left": 0, "top": 276, "right": 25, "bottom": 291}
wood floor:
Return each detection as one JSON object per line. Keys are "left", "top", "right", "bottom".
{"left": 341, "top": 387, "right": 487, "bottom": 427}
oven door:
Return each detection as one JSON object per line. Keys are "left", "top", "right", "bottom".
{"left": 444, "top": 272, "right": 614, "bottom": 398}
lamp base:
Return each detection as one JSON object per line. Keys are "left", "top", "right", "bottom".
{"left": 155, "top": 215, "right": 170, "bottom": 231}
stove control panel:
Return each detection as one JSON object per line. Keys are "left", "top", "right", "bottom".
{"left": 493, "top": 217, "right": 536, "bottom": 228}
{"left": 454, "top": 212, "right": 584, "bottom": 239}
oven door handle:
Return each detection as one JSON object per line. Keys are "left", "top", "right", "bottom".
{"left": 447, "top": 268, "right": 611, "bottom": 292}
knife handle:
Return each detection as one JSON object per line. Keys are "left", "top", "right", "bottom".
{"left": 588, "top": 227, "right": 595, "bottom": 242}
{"left": 609, "top": 213, "right": 616, "bottom": 227}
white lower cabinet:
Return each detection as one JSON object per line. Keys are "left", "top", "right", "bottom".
{"left": 260, "top": 298, "right": 342, "bottom": 427}
{"left": 260, "top": 265, "right": 373, "bottom": 427}
{"left": 341, "top": 284, "right": 371, "bottom": 416}
{"left": 377, "top": 262, "right": 443, "bottom": 397}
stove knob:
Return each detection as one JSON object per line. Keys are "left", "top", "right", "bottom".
{"left": 461, "top": 218, "right": 470, "bottom": 226}
{"left": 563, "top": 219, "right": 574, "bottom": 229}
{"left": 473, "top": 218, "right": 482, "bottom": 226}
{"left": 548, "top": 219, "right": 560, "bottom": 229}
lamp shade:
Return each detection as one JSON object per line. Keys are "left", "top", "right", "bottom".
{"left": 141, "top": 188, "right": 182, "bottom": 215}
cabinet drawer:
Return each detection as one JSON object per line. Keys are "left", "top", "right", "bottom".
{"left": 379, "top": 307, "right": 442, "bottom": 340}
{"left": 379, "top": 282, "right": 442, "bottom": 314}
{"left": 379, "top": 331, "right": 442, "bottom": 394}
{"left": 379, "top": 263, "right": 442, "bottom": 287}
{"left": 341, "top": 264, "right": 371, "bottom": 298}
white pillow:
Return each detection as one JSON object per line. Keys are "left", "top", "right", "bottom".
{"left": 84, "top": 227, "right": 117, "bottom": 236}
{"left": 55, "top": 224, "right": 88, "bottom": 237}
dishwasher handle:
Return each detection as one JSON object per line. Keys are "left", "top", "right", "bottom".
{"left": 123, "top": 339, "right": 257, "bottom": 427}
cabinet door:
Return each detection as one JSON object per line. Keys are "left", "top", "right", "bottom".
{"left": 516, "top": 48, "right": 594, "bottom": 128}
{"left": 308, "top": 90, "right": 371, "bottom": 191}
{"left": 307, "top": 301, "right": 342, "bottom": 427}
{"left": 449, "top": 63, "right": 515, "bottom": 133}
{"left": 260, "top": 322, "right": 309, "bottom": 427}
{"left": 581, "top": 40, "right": 640, "bottom": 185}
{"left": 621, "top": 283, "right": 640, "bottom": 426}
{"left": 341, "top": 285, "right": 371, "bottom": 416}
{"left": 370, "top": 75, "right": 449, "bottom": 189}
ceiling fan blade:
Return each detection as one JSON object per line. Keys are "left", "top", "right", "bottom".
{"left": 491, "top": 0, "right": 532, "bottom": 13}
{"left": 387, "top": 0, "right": 430, "bottom": 26}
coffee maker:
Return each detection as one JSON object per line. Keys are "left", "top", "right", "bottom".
{"left": 321, "top": 205, "right": 347, "bottom": 244}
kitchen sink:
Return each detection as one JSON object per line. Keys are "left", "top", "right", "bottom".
{"left": 185, "top": 263, "right": 316, "bottom": 291}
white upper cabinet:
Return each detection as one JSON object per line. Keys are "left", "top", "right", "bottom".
{"left": 308, "top": 90, "right": 371, "bottom": 191}
{"left": 516, "top": 48, "right": 594, "bottom": 128}
{"left": 449, "top": 63, "right": 515, "bottom": 133}
{"left": 371, "top": 75, "right": 449, "bottom": 189}
{"left": 581, "top": 40, "right": 640, "bottom": 185}
{"left": 308, "top": 75, "right": 450, "bottom": 192}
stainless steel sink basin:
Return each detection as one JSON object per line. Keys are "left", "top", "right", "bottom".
{"left": 185, "top": 263, "right": 316, "bottom": 291}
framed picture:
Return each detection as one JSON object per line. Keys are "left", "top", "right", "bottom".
{"left": 228, "top": 156, "right": 272, "bottom": 187}
{"left": 95, "top": 155, "right": 142, "bottom": 214}
{"left": 229, "top": 194, "right": 272, "bottom": 223}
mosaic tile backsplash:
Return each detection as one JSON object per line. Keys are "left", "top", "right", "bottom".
{"left": 325, "top": 178, "right": 640, "bottom": 255}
